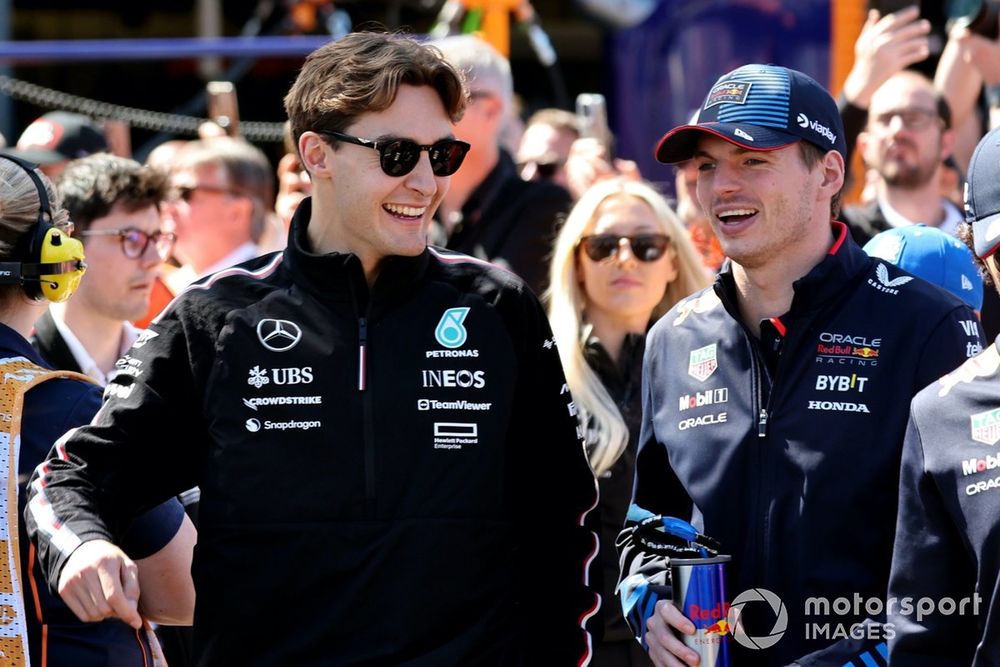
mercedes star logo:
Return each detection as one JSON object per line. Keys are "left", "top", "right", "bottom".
{"left": 256, "top": 319, "right": 303, "bottom": 352}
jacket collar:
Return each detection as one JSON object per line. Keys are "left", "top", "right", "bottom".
{"left": 715, "top": 221, "right": 873, "bottom": 318}
{"left": 282, "top": 197, "right": 431, "bottom": 314}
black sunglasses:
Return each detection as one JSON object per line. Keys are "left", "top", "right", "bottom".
{"left": 317, "top": 130, "right": 471, "bottom": 177}
{"left": 518, "top": 160, "right": 563, "bottom": 180}
{"left": 578, "top": 234, "right": 671, "bottom": 263}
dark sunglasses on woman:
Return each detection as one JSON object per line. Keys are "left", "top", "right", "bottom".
{"left": 316, "top": 129, "right": 471, "bottom": 177}
{"left": 578, "top": 234, "right": 671, "bottom": 263}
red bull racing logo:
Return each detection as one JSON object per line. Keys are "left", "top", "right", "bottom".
{"left": 705, "top": 80, "right": 751, "bottom": 108}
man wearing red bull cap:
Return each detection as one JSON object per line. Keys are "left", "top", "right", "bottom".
{"left": 618, "top": 63, "right": 983, "bottom": 666}
{"left": 887, "top": 125, "right": 1000, "bottom": 665}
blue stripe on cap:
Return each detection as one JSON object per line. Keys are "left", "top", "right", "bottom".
{"left": 718, "top": 67, "right": 791, "bottom": 129}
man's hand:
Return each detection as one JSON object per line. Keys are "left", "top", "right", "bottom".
{"left": 645, "top": 599, "right": 701, "bottom": 667}
{"left": 57, "top": 539, "right": 142, "bottom": 629}
{"left": 842, "top": 6, "right": 931, "bottom": 108}
{"left": 954, "top": 15, "right": 1000, "bottom": 86}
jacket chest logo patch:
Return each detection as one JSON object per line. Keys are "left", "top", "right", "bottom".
{"left": 256, "top": 319, "right": 302, "bottom": 352}
{"left": 971, "top": 408, "right": 1000, "bottom": 445}
{"left": 688, "top": 343, "right": 718, "bottom": 382}
{"left": 435, "top": 307, "right": 470, "bottom": 349}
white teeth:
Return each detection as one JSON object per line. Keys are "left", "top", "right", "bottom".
{"left": 717, "top": 208, "right": 757, "bottom": 219}
{"left": 385, "top": 204, "right": 426, "bottom": 217}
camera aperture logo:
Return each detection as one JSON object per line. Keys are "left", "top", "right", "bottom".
{"left": 721, "top": 588, "right": 982, "bottom": 649}
{"left": 727, "top": 588, "right": 788, "bottom": 649}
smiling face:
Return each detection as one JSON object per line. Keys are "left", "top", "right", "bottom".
{"left": 693, "top": 136, "right": 830, "bottom": 270}
{"left": 577, "top": 195, "right": 678, "bottom": 329}
{"left": 311, "top": 84, "right": 455, "bottom": 277}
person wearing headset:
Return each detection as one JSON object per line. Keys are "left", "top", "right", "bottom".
{"left": 0, "top": 153, "right": 194, "bottom": 666}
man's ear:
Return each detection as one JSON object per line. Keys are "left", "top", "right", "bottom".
{"left": 299, "top": 132, "right": 331, "bottom": 179}
{"left": 819, "top": 149, "right": 846, "bottom": 198}
{"left": 940, "top": 126, "right": 957, "bottom": 161}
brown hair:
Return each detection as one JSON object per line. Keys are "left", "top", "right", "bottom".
{"left": 57, "top": 154, "right": 167, "bottom": 234}
{"left": 284, "top": 31, "right": 467, "bottom": 152}
{"left": 798, "top": 140, "right": 843, "bottom": 220}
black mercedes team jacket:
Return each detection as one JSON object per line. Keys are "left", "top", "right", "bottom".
{"left": 620, "top": 222, "right": 983, "bottom": 666}
{"left": 27, "top": 199, "right": 600, "bottom": 666}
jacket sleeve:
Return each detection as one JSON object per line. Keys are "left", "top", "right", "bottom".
{"left": 915, "top": 306, "right": 983, "bottom": 393}
{"left": 505, "top": 285, "right": 600, "bottom": 663}
{"left": 25, "top": 302, "right": 212, "bottom": 594}
{"left": 616, "top": 346, "right": 693, "bottom": 645}
{"left": 887, "top": 411, "right": 978, "bottom": 665}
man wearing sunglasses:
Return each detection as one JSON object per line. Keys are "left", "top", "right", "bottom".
{"left": 618, "top": 64, "right": 983, "bottom": 666}
{"left": 27, "top": 31, "right": 599, "bottom": 667}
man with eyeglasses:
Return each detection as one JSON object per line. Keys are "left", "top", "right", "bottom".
{"left": 161, "top": 136, "right": 274, "bottom": 293}
{"left": 841, "top": 71, "right": 965, "bottom": 245}
{"left": 432, "top": 35, "right": 573, "bottom": 297}
{"left": 617, "top": 63, "right": 982, "bottom": 666}
{"left": 25, "top": 152, "right": 196, "bottom": 666}
{"left": 32, "top": 153, "right": 176, "bottom": 386}
{"left": 26, "top": 31, "right": 599, "bottom": 667}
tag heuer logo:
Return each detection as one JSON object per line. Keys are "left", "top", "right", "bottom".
{"left": 688, "top": 343, "right": 718, "bottom": 382}
{"left": 971, "top": 408, "right": 1000, "bottom": 445}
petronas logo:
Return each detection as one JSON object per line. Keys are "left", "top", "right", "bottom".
{"left": 435, "top": 307, "right": 470, "bottom": 349}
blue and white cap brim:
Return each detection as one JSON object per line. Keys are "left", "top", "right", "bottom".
{"left": 655, "top": 122, "right": 801, "bottom": 164}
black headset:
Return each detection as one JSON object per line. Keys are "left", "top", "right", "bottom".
{"left": 0, "top": 153, "right": 86, "bottom": 302}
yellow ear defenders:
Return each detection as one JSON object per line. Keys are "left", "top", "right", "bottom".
{"left": 0, "top": 153, "right": 86, "bottom": 302}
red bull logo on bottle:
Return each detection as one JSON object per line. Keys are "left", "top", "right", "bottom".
{"left": 672, "top": 555, "right": 731, "bottom": 666}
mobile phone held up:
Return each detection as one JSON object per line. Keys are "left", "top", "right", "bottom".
{"left": 576, "top": 93, "right": 613, "bottom": 158}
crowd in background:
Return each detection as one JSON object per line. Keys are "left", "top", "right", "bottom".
{"left": 1, "top": 5, "right": 1000, "bottom": 666}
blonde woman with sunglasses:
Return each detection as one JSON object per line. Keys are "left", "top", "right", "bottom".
{"left": 547, "top": 177, "right": 708, "bottom": 666}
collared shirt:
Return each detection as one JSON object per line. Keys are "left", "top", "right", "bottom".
{"left": 167, "top": 241, "right": 260, "bottom": 293}
{"left": 48, "top": 305, "right": 140, "bottom": 386}
{"left": 880, "top": 196, "right": 964, "bottom": 235}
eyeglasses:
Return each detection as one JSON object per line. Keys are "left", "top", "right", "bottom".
{"left": 316, "top": 130, "right": 471, "bottom": 177}
{"left": 871, "top": 108, "right": 941, "bottom": 131}
{"left": 578, "top": 234, "right": 672, "bottom": 263}
{"left": 79, "top": 227, "right": 177, "bottom": 260}
{"left": 169, "top": 184, "right": 244, "bottom": 203}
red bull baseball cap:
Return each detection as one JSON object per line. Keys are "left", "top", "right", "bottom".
{"left": 12, "top": 111, "right": 108, "bottom": 165}
{"left": 655, "top": 64, "right": 846, "bottom": 165}
{"left": 965, "top": 126, "right": 1000, "bottom": 259}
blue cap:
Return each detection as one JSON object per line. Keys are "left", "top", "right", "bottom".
{"left": 656, "top": 64, "right": 846, "bottom": 164}
{"left": 965, "top": 126, "right": 1000, "bottom": 259}
{"left": 863, "top": 225, "right": 983, "bottom": 311}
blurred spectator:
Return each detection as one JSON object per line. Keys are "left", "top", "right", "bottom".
{"left": 161, "top": 137, "right": 273, "bottom": 292}
{"left": 841, "top": 70, "right": 960, "bottom": 244}
{"left": 33, "top": 154, "right": 175, "bottom": 384}
{"left": 837, "top": 6, "right": 932, "bottom": 165}
{"left": 434, "top": 34, "right": 572, "bottom": 296}
{"left": 516, "top": 107, "right": 579, "bottom": 187}
{"left": 0, "top": 155, "right": 194, "bottom": 667}
{"left": 10, "top": 111, "right": 108, "bottom": 179}
{"left": 864, "top": 224, "right": 984, "bottom": 313}
{"left": 564, "top": 137, "right": 641, "bottom": 202}
{"left": 547, "top": 177, "right": 708, "bottom": 666}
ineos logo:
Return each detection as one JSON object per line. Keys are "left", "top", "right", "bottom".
{"left": 256, "top": 319, "right": 302, "bottom": 352}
